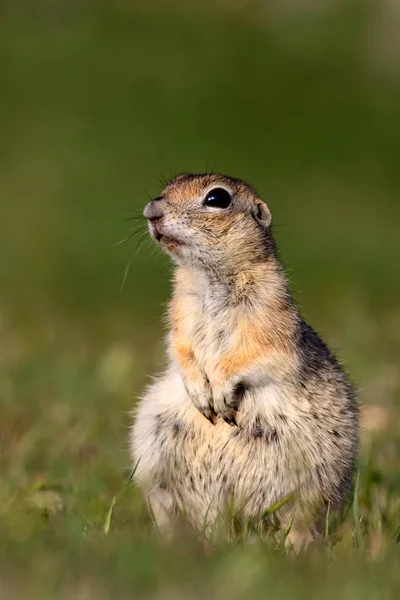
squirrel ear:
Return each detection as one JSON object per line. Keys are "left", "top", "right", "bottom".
{"left": 254, "top": 201, "right": 272, "bottom": 227}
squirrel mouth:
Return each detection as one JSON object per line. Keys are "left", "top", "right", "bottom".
{"left": 161, "top": 237, "right": 180, "bottom": 251}
{"left": 149, "top": 222, "right": 181, "bottom": 250}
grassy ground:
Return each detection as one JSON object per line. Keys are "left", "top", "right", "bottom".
{"left": 1, "top": 1, "right": 400, "bottom": 597}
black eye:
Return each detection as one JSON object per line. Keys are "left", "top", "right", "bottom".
{"left": 204, "top": 187, "right": 232, "bottom": 209}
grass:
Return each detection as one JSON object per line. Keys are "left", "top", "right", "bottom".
{"left": 1, "top": 0, "right": 400, "bottom": 597}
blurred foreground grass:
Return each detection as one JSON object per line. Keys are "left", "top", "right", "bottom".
{"left": 1, "top": 1, "right": 400, "bottom": 597}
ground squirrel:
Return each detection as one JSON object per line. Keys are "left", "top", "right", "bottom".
{"left": 131, "top": 173, "right": 358, "bottom": 550}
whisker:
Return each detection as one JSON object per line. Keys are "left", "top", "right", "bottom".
{"left": 127, "top": 223, "right": 147, "bottom": 232}
{"left": 153, "top": 172, "right": 170, "bottom": 188}
{"left": 160, "top": 172, "right": 169, "bottom": 186}
{"left": 114, "top": 228, "right": 145, "bottom": 246}
{"left": 121, "top": 231, "right": 149, "bottom": 290}
{"left": 114, "top": 234, "right": 134, "bottom": 247}
{"left": 204, "top": 152, "right": 216, "bottom": 174}
{"left": 154, "top": 175, "right": 165, "bottom": 188}
{"left": 121, "top": 205, "right": 144, "bottom": 212}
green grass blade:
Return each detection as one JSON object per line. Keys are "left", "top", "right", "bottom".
{"left": 325, "top": 501, "right": 331, "bottom": 539}
{"left": 103, "top": 496, "right": 117, "bottom": 536}
{"left": 260, "top": 491, "right": 296, "bottom": 520}
{"left": 353, "top": 471, "right": 364, "bottom": 548}
{"left": 278, "top": 515, "right": 294, "bottom": 551}
{"left": 103, "top": 460, "right": 140, "bottom": 536}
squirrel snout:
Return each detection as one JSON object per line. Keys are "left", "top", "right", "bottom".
{"left": 144, "top": 199, "right": 164, "bottom": 222}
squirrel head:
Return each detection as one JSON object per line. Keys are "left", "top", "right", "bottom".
{"left": 144, "top": 173, "right": 276, "bottom": 274}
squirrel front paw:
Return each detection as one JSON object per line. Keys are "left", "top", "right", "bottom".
{"left": 212, "top": 382, "right": 244, "bottom": 426}
{"left": 184, "top": 379, "right": 216, "bottom": 424}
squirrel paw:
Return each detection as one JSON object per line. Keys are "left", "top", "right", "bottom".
{"left": 212, "top": 384, "right": 241, "bottom": 426}
{"left": 185, "top": 380, "right": 216, "bottom": 424}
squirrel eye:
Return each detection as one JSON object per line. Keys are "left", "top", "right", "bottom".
{"left": 204, "top": 187, "right": 232, "bottom": 209}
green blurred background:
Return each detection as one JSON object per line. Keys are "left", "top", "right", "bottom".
{"left": 1, "top": 0, "right": 400, "bottom": 598}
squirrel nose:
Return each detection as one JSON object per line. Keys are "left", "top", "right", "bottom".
{"left": 144, "top": 199, "right": 164, "bottom": 221}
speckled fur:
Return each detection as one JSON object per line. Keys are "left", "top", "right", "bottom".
{"left": 131, "top": 173, "right": 358, "bottom": 549}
